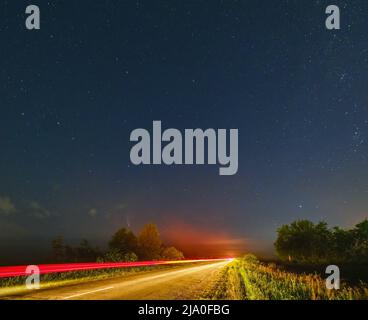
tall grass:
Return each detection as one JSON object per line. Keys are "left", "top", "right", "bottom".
{"left": 203, "top": 261, "right": 246, "bottom": 300}
{"left": 232, "top": 255, "right": 368, "bottom": 300}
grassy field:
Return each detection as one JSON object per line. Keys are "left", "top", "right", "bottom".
{"left": 208, "top": 255, "right": 368, "bottom": 300}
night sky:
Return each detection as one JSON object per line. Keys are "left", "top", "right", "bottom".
{"left": 1, "top": 0, "right": 368, "bottom": 262}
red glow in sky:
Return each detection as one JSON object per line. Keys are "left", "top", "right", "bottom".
{"left": 161, "top": 220, "right": 248, "bottom": 257}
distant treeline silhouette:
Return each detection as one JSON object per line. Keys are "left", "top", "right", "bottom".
{"left": 51, "top": 223, "right": 184, "bottom": 263}
{"left": 275, "top": 219, "right": 368, "bottom": 264}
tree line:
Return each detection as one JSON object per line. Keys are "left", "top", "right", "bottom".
{"left": 51, "top": 223, "right": 184, "bottom": 263}
{"left": 275, "top": 219, "right": 368, "bottom": 264}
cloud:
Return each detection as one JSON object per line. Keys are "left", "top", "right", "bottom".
{"left": 28, "top": 201, "right": 51, "bottom": 219}
{"left": 88, "top": 208, "right": 98, "bottom": 217}
{"left": 0, "top": 196, "right": 16, "bottom": 216}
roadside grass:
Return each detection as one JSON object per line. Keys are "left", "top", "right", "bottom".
{"left": 269, "top": 260, "right": 368, "bottom": 286}
{"left": 230, "top": 255, "right": 368, "bottom": 300}
{"left": 203, "top": 260, "right": 246, "bottom": 300}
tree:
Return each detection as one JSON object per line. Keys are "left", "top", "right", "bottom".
{"left": 99, "top": 248, "right": 138, "bottom": 262}
{"left": 274, "top": 220, "right": 332, "bottom": 264}
{"left": 51, "top": 237, "right": 101, "bottom": 263}
{"left": 331, "top": 227, "right": 354, "bottom": 262}
{"left": 123, "top": 252, "right": 138, "bottom": 262}
{"left": 51, "top": 236, "right": 66, "bottom": 262}
{"left": 109, "top": 228, "right": 138, "bottom": 254}
{"left": 161, "top": 246, "right": 184, "bottom": 260}
{"left": 137, "top": 223, "right": 162, "bottom": 260}
{"left": 75, "top": 239, "right": 101, "bottom": 262}
{"left": 274, "top": 219, "right": 368, "bottom": 264}
{"left": 354, "top": 219, "right": 368, "bottom": 241}
{"left": 102, "top": 248, "right": 125, "bottom": 262}
{"left": 352, "top": 219, "right": 368, "bottom": 262}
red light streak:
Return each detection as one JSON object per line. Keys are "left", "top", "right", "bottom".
{"left": 0, "top": 258, "right": 233, "bottom": 278}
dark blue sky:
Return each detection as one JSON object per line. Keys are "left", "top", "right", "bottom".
{"left": 0, "top": 0, "right": 367, "bottom": 259}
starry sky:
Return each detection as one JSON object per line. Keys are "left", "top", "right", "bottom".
{"left": 0, "top": 0, "right": 368, "bottom": 262}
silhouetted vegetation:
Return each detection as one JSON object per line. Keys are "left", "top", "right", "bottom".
{"left": 109, "top": 228, "right": 138, "bottom": 253}
{"left": 161, "top": 246, "right": 185, "bottom": 260}
{"left": 51, "top": 223, "right": 184, "bottom": 263}
{"left": 137, "top": 223, "right": 162, "bottom": 260}
{"left": 275, "top": 219, "right": 368, "bottom": 264}
{"left": 51, "top": 237, "right": 102, "bottom": 263}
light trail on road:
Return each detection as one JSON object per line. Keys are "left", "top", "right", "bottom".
{"left": 0, "top": 258, "right": 233, "bottom": 278}
{"left": 1, "top": 260, "right": 231, "bottom": 300}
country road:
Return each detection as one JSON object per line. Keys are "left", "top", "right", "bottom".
{"left": 2, "top": 260, "right": 229, "bottom": 300}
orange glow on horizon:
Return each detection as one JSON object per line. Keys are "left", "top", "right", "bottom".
{"left": 160, "top": 220, "right": 248, "bottom": 257}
